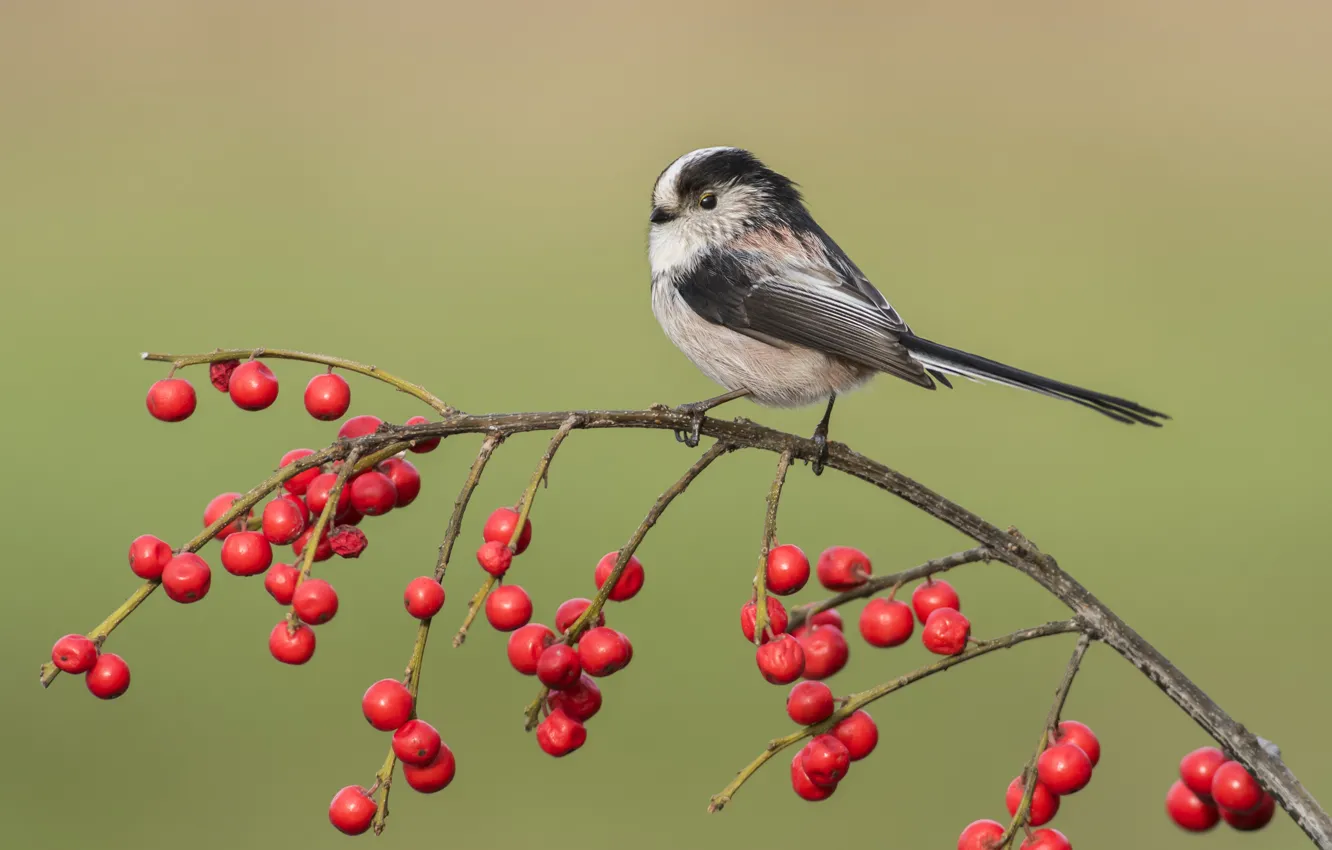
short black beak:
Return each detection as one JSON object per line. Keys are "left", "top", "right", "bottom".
{"left": 649, "top": 206, "right": 675, "bottom": 225}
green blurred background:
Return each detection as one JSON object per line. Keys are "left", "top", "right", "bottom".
{"left": 2, "top": 2, "right": 1329, "bottom": 848}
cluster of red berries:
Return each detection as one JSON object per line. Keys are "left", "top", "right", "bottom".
{"left": 746, "top": 545, "right": 972, "bottom": 686}
{"left": 956, "top": 720, "right": 1100, "bottom": 850}
{"left": 784, "top": 680, "right": 880, "bottom": 801}
{"left": 1166, "top": 747, "right": 1275, "bottom": 833}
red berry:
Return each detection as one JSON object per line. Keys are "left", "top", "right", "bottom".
{"left": 1211, "top": 761, "right": 1263, "bottom": 813}
{"left": 350, "top": 471, "right": 397, "bottom": 517}
{"left": 128, "top": 534, "right": 173, "bottom": 580}
{"left": 485, "top": 585, "right": 532, "bottom": 631}
{"left": 292, "top": 526, "right": 332, "bottom": 562}
{"left": 1019, "top": 829, "right": 1071, "bottom": 850}
{"left": 786, "top": 681, "right": 835, "bottom": 725}
{"left": 594, "top": 552, "right": 645, "bottom": 602}
{"left": 203, "top": 492, "right": 245, "bottom": 539}
{"left": 537, "top": 708, "right": 587, "bottom": 757}
{"left": 756, "top": 634, "right": 805, "bottom": 684}
{"left": 402, "top": 744, "right": 456, "bottom": 793}
{"left": 831, "top": 710, "right": 878, "bottom": 761}
{"left": 85, "top": 653, "right": 131, "bottom": 699}
{"left": 547, "top": 674, "right": 602, "bottom": 722}
{"left": 1054, "top": 720, "right": 1100, "bottom": 767}
{"left": 303, "top": 373, "right": 351, "bottom": 421}
{"left": 380, "top": 457, "right": 422, "bottom": 507}
{"left": 1007, "top": 776, "right": 1061, "bottom": 827}
{"left": 798, "top": 624, "right": 849, "bottom": 680}
{"left": 766, "top": 544, "right": 810, "bottom": 595}
{"left": 161, "top": 553, "right": 211, "bottom": 603}
{"left": 280, "top": 448, "right": 321, "bottom": 496}
{"left": 228, "top": 361, "right": 279, "bottom": 411}
{"left": 808, "top": 608, "right": 844, "bottom": 630}
{"left": 145, "top": 378, "right": 197, "bottom": 422}
{"left": 264, "top": 563, "right": 301, "bottom": 604}
{"left": 859, "top": 598, "right": 915, "bottom": 647}
{"left": 304, "top": 473, "right": 351, "bottom": 517}
{"left": 51, "top": 634, "right": 99, "bottom": 674}
{"left": 209, "top": 359, "right": 239, "bottom": 392}
{"left": 337, "top": 414, "right": 383, "bottom": 440}
{"left": 476, "top": 541, "right": 513, "bottom": 576}
{"left": 537, "top": 643, "right": 582, "bottom": 690}
{"left": 361, "top": 679, "right": 413, "bottom": 731}
{"left": 1220, "top": 793, "right": 1274, "bottom": 831}
{"left": 790, "top": 748, "right": 835, "bottom": 801}
{"left": 269, "top": 621, "right": 316, "bottom": 664}
{"left": 328, "top": 786, "right": 377, "bottom": 836}
{"left": 921, "top": 607, "right": 970, "bottom": 656}
{"left": 507, "top": 623, "right": 556, "bottom": 675}
{"left": 957, "top": 819, "right": 1005, "bottom": 850}
{"left": 220, "top": 531, "right": 273, "bottom": 576}
{"left": 554, "top": 597, "right": 604, "bottom": 633}
{"left": 1179, "top": 746, "right": 1227, "bottom": 797}
{"left": 392, "top": 719, "right": 442, "bottom": 767}
{"left": 403, "top": 576, "right": 446, "bottom": 619}
{"left": 405, "top": 415, "right": 441, "bottom": 453}
{"left": 911, "top": 579, "right": 961, "bottom": 623}
{"left": 801, "top": 734, "right": 850, "bottom": 787}
{"left": 740, "top": 597, "right": 789, "bottom": 644}
{"left": 261, "top": 498, "right": 305, "bottom": 545}
{"left": 816, "top": 545, "right": 872, "bottom": 590}
{"left": 1166, "top": 779, "right": 1220, "bottom": 832}
{"left": 483, "top": 507, "right": 532, "bottom": 554}
{"left": 578, "top": 627, "right": 632, "bottom": 677}
{"left": 1037, "top": 743, "right": 1093, "bottom": 795}
{"left": 329, "top": 525, "right": 367, "bottom": 558}
{"left": 293, "top": 578, "right": 339, "bottom": 625}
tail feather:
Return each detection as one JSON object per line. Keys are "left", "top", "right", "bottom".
{"left": 900, "top": 335, "right": 1169, "bottom": 427}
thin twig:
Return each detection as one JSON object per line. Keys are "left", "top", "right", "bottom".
{"left": 752, "top": 449, "right": 794, "bottom": 643}
{"left": 286, "top": 449, "right": 359, "bottom": 630}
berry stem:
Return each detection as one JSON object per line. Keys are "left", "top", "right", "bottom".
{"left": 142, "top": 348, "right": 457, "bottom": 415}
{"left": 285, "top": 449, "right": 360, "bottom": 630}
{"left": 752, "top": 449, "right": 794, "bottom": 644}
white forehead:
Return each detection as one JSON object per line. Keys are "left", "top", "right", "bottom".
{"left": 653, "top": 146, "right": 738, "bottom": 206}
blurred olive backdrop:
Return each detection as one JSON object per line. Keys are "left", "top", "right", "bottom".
{"left": 2, "top": 2, "right": 1330, "bottom": 848}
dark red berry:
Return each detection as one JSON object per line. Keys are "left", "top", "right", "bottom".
{"left": 766, "top": 544, "right": 810, "bottom": 595}
{"left": 594, "top": 551, "right": 645, "bottom": 602}
{"left": 485, "top": 584, "right": 532, "bottom": 631}
{"left": 1019, "top": 829, "right": 1071, "bottom": 850}
{"left": 337, "top": 414, "right": 383, "bottom": 440}
{"left": 209, "top": 359, "right": 240, "bottom": 392}
{"left": 405, "top": 415, "right": 441, "bottom": 453}
{"left": 578, "top": 627, "right": 632, "bottom": 677}
{"left": 269, "top": 621, "right": 316, "bottom": 664}
{"left": 403, "top": 576, "right": 446, "bottom": 619}
{"left": 554, "top": 597, "right": 604, "bottom": 633}
{"left": 1037, "top": 743, "right": 1093, "bottom": 795}
{"left": 128, "top": 534, "right": 173, "bottom": 580}
{"left": 741, "top": 597, "right": 789, "bottom": 644}
{"left": 1166, "top": 779, "right": 1220, "bottom": 832}
{"left": 292, "top": 526, "right": 332, "bottom": 562}
{"left": 261, "top": 498, "right": 305, "bottom": 545}
{"left": 536, "top": 708, "right": 587, "bottom": 757}
{"left": 220, "top": 531, "right": 272, "bottom": 577}
{"left": 51, "top": 634, "right": 99, "bottom": 674}
{"left": 1220, "top": 793, "right": 1274, "bottom": 831}
{"left": 756, "top": 634, "right": 805, "bottom": 684}
{"left": 483, "top": 507, "right": 531, "bottom": 554}
{"left": 798, "top": 624, "right": 849, "bottom": 680}
{"left": 831, "top": 710, "right": 878, "bottom": 761}
{"left": 921, "top": 607, "right": 970, "bottom": 656}
{"left": 303, "top": 373, "right": 350, "bottom": 421}
{"left": 786, "top": 681, "right": 835, "bottom": 725}
{"left": 328, "top": 786, "right": 377, "bottom": 836}
{"left": 507, "top": 623, "right": 556, "bottom": 675}
{"left": 1007, "top": 776, "right": 1061, "bottom": 827}
{"left": 911, "top": 579, "right": 961, "bottom": 623}
{"left": 350, "top": 471, "right": 397, "bottom": 517}
{"left": 228, "top": 361, "right": 279, "bottom": 411}
{"left": 1211, "top": 761, "right": 1263, "bottom": 814}
{"left": 1055, "top": 720, "right": 1100, "bottom": 767}
{"left": 790, "top": 748, "right": 835, "bottom": 801}
{"left": 379, "top": 457, "right": 421, "bottom": 507}
{"left": 392, "top": 719, "right": 442, "bottom": 767}
{"left": 537, "top": 643, "right": 582, "bottom": 690}
{"left": 329, "top": 525, "right": 367, "bottom": 558}
{"left": 85, "top": 653, "right": 130, "bottom": 699}
{"left": 280, "top": 448, "right": 321, "bottom": 496}
{"left": 293, "top": 578, "right": 339, "bottom": 625}
{"left": 816, "top": 546, "right": 872, "bottom": 590}
{"left": 264, "top": 563, "right": 301, "bottom": 604}
{"left": 1179, "top": 746, "right": 1227, "bottom": 797}
{"left": 957, "top": 820, "right": 1005, "bottom": 850}
{"left": 304, "top": 473, "right": 351, "bottom": 517}
{"left": 859, "top": 598, "right": 915, "bottom": 647}
{"left": 203, "top": 492, "right": 245, "bottom": 539}
{"left": 145, "top": 378, "right": 197, "bottom": 422}
{"left": 547, "top": 674, "right": 602, "bottom": 722}
{"left": 476, "top": 541, "right": 513, "bottom": 576}
{"left": 402, "top": 744, "right": 456, "bottom": 793}
{"left": 801, "top": 734, "right": 850, "bottom": 787}
{"left": 161, "top": 553, "right": 211, "bottom": 603}
{"left": 361, "top": 679, "right": 413, "bottom": 731}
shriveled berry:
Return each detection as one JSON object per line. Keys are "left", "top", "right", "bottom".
{"left": 228, "top": 361, "right": 279, "bottom": 411}
{"left": 392, "top": 719, "right": 442, "bottom": 767}
{"left": 578, "top": 627, "right": 632, "bottom": 677}
{"left": 361, "top": 679, "right": 413, "bottom": 731}
{"left": 1220, "top": 793, "right": 1274, "bottom": 831}
{"left": 921, "top": 607, "right": 970, "bottom": 656}
{"left": 790, "top": 748, "right": 835, "bottom": 801}
{"left": 476, "top": 541, "right": 513, "bottom": 576}
{"left": 536, "top": 708, "right": 587, "bottom": 757}
{"left": 161, "top": 553, "right": 211, "bottom": 603}
{"left": 859, "top": 597, "right": 915, "bottom": 647}
{"left": 1166, "top": 779, "right": 1220, "bottom": 832}
{"left": 203, "top": 492, "right": 245, "bottom": 539}
{"left": 1211, "top": 761, "right": 1263, "bottom": 814}
{"left": 292, "top": 526, "right": 332, "bottom": 562}
{"left": 766, "top": 544, "right": 810, "bottom": 595}
{"left": 483, "top": 507, "right": 531, "bottom": 554}
{"left": 220, "top": 531, "right": 272, "bottom": 576}
{"left": 1179, "top": 746, "right": 1227, "bottom": 797}
{"left": 145, "top": 378, "right": 197, "bottom": 422}
{"left": 1019, "top": 829, "right": 1071, "bottom": 850}
{"left": 958, "top": 819, "right": 1005, "bottom": 850}
{"left": 350, "top": 471, "right": 397, "bottom": 517}
{"left": 209, "top": 359, "right": 240, "bottom": 392}
{"left": 1007, "top": 776, "right": 1061, "bottom": 827}
{"left": 303, "top": 373, "right": 351, "bottom": 421}
{"left": 547, "top": 674, "right": 602, "bottom": 722}
{"left": 264, "top": 563, "right": 301, "bottom": 604}
{"left": 405, "top": 415, "right": 441, "bottom": 453}
{"left": 507, "top": 623, "right": 556, "bottom": 675}
{"left": 51, "top": 634, "right": 99, "bottom": 674}
{"left": 1055, "top": 720, "right": 1100, "bottom": 767}
{"left": 293, "top": 578, "right": 339, "bottom": 625}
{"left": 816, "top": 546, "right": 872, "bottom": 590}
{"left": 128, "top": 534, "right": 173, "bottom": 580}
{"left": 801, "top": 734, "right": 850, "bottom": 787}
{"left": 741, "top": 597, "right": 789, "bottom": 644}
{"left": 304, "top": 473, "right": 351, "bottom": 517}
{"left": 329, "top": 525, "right": 367, "bottom": 558}
{"left": 594, "top": 551, "right": 645, "bottom": 601}
{"left": 756, "top": 634, "right": 805, "bottom": 684}
{"left": 831, "top": 710, "right": 878, "bottom": 761}
{"left": 786, "top": 681, "right": 835, "bottom": 725}
{"left": 537, "top": 643, "right": 582, "bottom": 690}
{"left": 402, "top": 744, "right": 456, "bottom": 793}
{"left": 554, "top": 597, "right": 604, "bottom": 633}
{"left": 337, "top": 414, "right": 383, "bottom": 440}
{"left": 380, "top": 457, "right": 421, "bottom": 507}
{"left": 911, "top": 579, "right": 961, "bottom": 623}
{"left": 798, "top": 624, "right": 849, "bottom": 680}
{"left": 485, "top": 584, "right": 532, "bottom": 631}
{"left": 403, "top": 576, "right": 446, "bottom": 619}
{"left": 1038, "top": 743, "right": 1093, "bottom": 795}
{"left": 85, "top": 653, "right": 130, "bottom": 699}
{"left": 269, "top": 621, "right": 316, "bottom": 664}
{"left": 280, "top": 448, "right": 321, "bottom": 496}
{"left": 328, "top": 786, "right": 377, "bottom": 836}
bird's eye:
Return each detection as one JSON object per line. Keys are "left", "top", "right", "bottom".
{"left": 699, "top": 192, "right": 717, "bottom": 210}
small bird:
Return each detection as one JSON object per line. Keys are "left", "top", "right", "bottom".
{"left": 647, "top": 147, "right": 1167, "bottom": 471}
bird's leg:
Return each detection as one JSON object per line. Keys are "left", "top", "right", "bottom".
{"left": 809, "top": 393, "right": 836, "bottom": 476}
{"left": 671, "top": 388, "right": 751, "bottom": 447}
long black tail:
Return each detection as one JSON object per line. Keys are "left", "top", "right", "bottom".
{"left": 900, "top": 334, "right": 1169, "bottom": 426}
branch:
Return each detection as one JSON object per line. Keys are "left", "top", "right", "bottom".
{"left": 752, "top": 449, "right": 794, "bottom": 642}
{"left": 286, "top": 449, "right": 359, "bottom": 629}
